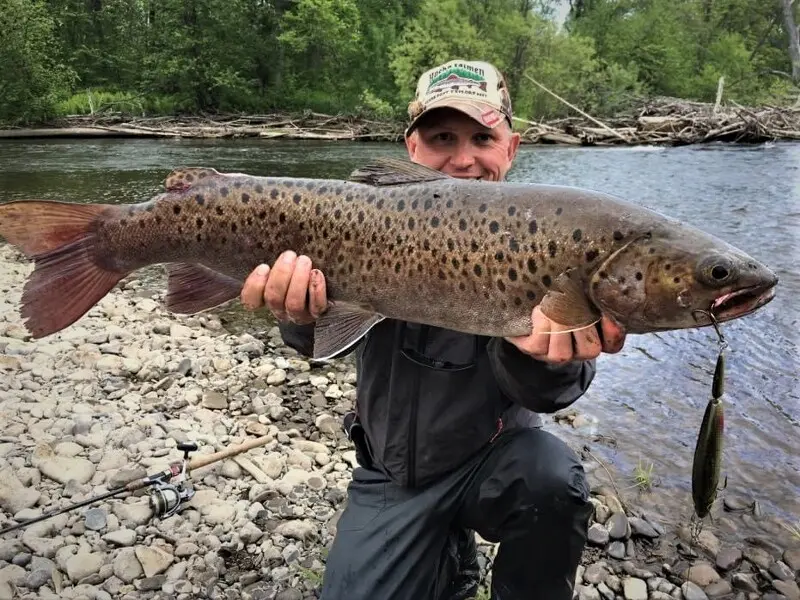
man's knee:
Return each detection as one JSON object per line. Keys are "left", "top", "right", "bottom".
{"left": 495, "top": 428, "right": 590, "bottom": 514}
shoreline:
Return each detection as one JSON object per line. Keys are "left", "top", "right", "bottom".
{"left": 0, "top": 244, "right": 798, "bottom": 600}
{"left": 1, "top": 98, "right": 799, "bottom": 147}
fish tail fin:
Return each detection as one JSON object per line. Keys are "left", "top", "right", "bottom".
{"left": 0, "top": 201, "right": 129, "bottom": 338}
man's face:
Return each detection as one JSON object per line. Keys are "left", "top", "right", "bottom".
{"left": 405, "top": 108, "right": 520, "bottom": 181}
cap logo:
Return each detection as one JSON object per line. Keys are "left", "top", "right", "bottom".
{"left": 481, "top": 109, "right": 500, "bottom": 127}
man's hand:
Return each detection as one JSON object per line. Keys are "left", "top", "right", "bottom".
{"left": 505, "top": 306, "right": 626, "bottom": 364}
{"left": 240, "top": 251, "right": 328, "bottom": 325}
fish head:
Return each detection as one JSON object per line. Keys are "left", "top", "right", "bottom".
{"left": 587, "top": 230, "right": 778, "bottom": 332}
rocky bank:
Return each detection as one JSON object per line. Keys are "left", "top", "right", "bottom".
{"left": 0, "top": 244, "right": 798, "bottom": 600}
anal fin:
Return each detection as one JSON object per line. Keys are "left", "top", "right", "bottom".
{"left": 312, "top": 303, "right": 384, "bottom": 360}
{"left": 165, "top": 263, "right": 242, "bottom": 314}
{"left": 539, "top": 269, "right": 602, "bottom": 332}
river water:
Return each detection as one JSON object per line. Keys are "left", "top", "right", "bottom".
{"left": 0, "top": 137, "right": 798, "bottom": 538}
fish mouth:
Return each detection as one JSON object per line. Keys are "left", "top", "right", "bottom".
{"left": 710, "top": 281, "right": 777, "bottom": 322}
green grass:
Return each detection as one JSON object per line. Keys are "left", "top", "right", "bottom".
{"left": 54, "top": 89, "right": 181, "bottom": 117}
{"left": 632, "top": 457, "right": 655, "bottom": 491}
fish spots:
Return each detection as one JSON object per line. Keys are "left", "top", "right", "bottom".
{"left": 173, "top": 206, "right": 181, "bottom": 216}
{"left": 508, "top": 238, "right": 519, "bottom": 252}
{"left": 459, "top": 282, "right": 466, "bottom": 291}
{"left": 431, "top": 216, "right": 440, "bottom": 228}
{"left": 508, "top": 206, "right": 516, "bottom": 217}
{"left": 377, "top": 199, "right": 385, "bottom": 209}
{"left": 497, "top": 280, "right": 506, "bottom": 292}
{"left": 270, "top": 189, "right": 279, "bottom": 200}
{"left": 508, "top": 268, "right": 518, "bottom": 281}
{"left": 471, "top": 241, "right": 479, "bottom": 252}
{"left": 635, "top": 272, "right": 643, "bottom": 281}
{"left": 613, "top": 230, "right": 624, "bottom": 241}
{"left": 673, "top": 277, "right": 681, "bottom": 284}
{"left": 446, "top": 199, "right": 453, "bottom": 208}
{"left": 474, "top": 264, "right": 483, "bottom": 276}
{"left": 542, "top": 275, "right": 552, "bottom": 287}
{"left": 548, "top": 241, "right": 557, "bottom": 258}
{"left": 139, "top": 220, "right": 146, "bottom": 228}
{"left": 408, "top": 217, "right": 416, "bottom": 230}
{"left": 255, "top": 184, "right": 263, "bottom": 194}
{"left": 279, "top": 213, "right": 286, "bottom": 224}
{"left": 395, "top": 261, "right": 402, "bottom": 273}
{"left": 585, "top": 249, "right": 599, "bottom": 262}
{"left": 489, "top": 221, "right": 499, "bottom": 234}
{"left": 258, "top": 211, "right": 267, "bottom": 220}
{"left": 334, "top": 209, "right": 342, "bottom": 219}
{"left": 479, "top": 204, "right": 487, "bottom": 213}
{"left": 438, "top": 270, "right": 447, "bottom": 280}
{"left": 145, "top": 205, "right": 154, "bottom": 212}
{"left": 196, "top": 217, "right": 204, "bottom": 228}
{"left": 572, "top": 229, "right": 582, "bottom": 242}
{"left": 528, "top": 220, "right": 538, "bottom": 234}
{"left": 241, "top": 193, "right": 250, "bottom": 204}
{"left": 384, "top": 216, "right": 392, "bottom": 229}
{"left": 526, "top": 290, "right": 536, "bottom": 301}
{"left": 196, "top": 233, "right": 202, "bottom": 242}
{"left": 527, "top": 258, "right": 537, "bottom": 274}
{"left": 185, "top": 174, "right": 195, "bottom": 183}
{"left": 447, "top": 239, "right": 455, "bottom": 251}
{"left": 398, "top": 200, "right": 406, "bottom": 211}
{"left": 664, "top": 263, "right": 671, "bottom": 271}
{"left": 556, "top": 207, "right": 563, "bottom": 216}
{"left": 599, "top": 271, "right": 608, "bottom": 279}
{"left": 216, "top": 206, "right": 224, "bottom": 216}
{"left": 495, "top": 251, "right": 504, "bottom": 261}
{"left": 459, "top": 218, "right": 467, "bottom": 231}
{"left": 424, "top": 199, "right": 433, "bottom": 210}
{"left": 357, "top": 211, "right": 365, "bottom": 224}
{"left": 319, "top": 186, "right": 328, "bottom": 194}
{"left": 220, "top": 187, "right": 229, "bottom": 197}
{"left": 231, "top": 222, "right": 238, "bottom": 233}
{"left": 293, "top": 193, "right": 301, "bottom": 205}
{"left": 514, "top": 297, "right": 522, "bottom": 306}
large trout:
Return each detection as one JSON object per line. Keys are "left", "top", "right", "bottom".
{"left": 0, "top": 158, "right": 778, "bottom": 359}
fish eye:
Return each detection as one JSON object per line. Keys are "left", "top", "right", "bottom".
{"left": 698, "top": 256, "right": 736, "bottom": 286}
{"left": 711, "top": 265, "right": 730, "bottom": 281}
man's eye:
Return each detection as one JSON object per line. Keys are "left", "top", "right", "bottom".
{"left": 474, "top": 133, "right": 492, "bottom": 144}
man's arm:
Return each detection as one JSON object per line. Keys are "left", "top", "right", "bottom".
{"left": 487, "top": 338, "right": 596, "bottom": 413}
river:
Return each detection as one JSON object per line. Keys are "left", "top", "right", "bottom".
{"left": 0, "top": 137, "right": 798, "bottom": 537}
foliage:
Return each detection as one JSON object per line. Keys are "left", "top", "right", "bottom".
{"left": 0, "top": 0, "right": 797, "bottom": 125}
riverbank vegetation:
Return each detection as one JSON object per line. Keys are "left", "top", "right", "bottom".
{"left": 1, "top": 0, "right": 799, "bottom": 132}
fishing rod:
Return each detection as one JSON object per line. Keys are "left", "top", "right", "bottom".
{"left": 0, "top": 434, "right": 273, "bottom": 536}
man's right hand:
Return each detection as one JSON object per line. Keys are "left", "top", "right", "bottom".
{"left": 240, "top": 250, "right": 328, "bottom": 325}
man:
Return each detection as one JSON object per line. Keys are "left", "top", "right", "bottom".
{"left": 240, "top": 59, "right": 627, "bottom": 599}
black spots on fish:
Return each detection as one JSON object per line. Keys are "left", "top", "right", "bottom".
{"left": 572, "top": 229, "right": 582, "bottom": 242}
{"left": 489, "top": 221, "right": 500, "bottom": 234}
{"left": 648, "top": 247, "right": 656, "bottom": 254}
{"left": 509, "top": 238, "right": 519, "bottom": 253}
{"left": 479, "top": 203, "right": 488, "bottom": 213}
{"left": 411, "top": 199, "right": 419, "bottom": 210}
{"left": 253, "top": 184, "right": 263, "bottom": 194}
{"left": 528, "top": 220, "right": 538, "bottom": 234}
{"left": 542, "top": 275, "right": 552, "bottom": 287}
{"left": 279, "top": 213, "right": 286, "bottom": 224}
{"left": 234, "top": 181, "right": 242, "bottom": 189}
{"left": 246, "top": 216, "right": 253, "bottom": 226}
{"left": 431, "top": 216, "right": 440, "bottom": 228}
{"left": 345, "top": 194, "right": 354, "bottom": 203}
{"left": 423, "top": 239, "right": 431, "bottom": 251}
{"left": 471, "top": 241, "right": 480, "bottom": 252}
{"left": 258, "top": 211, "right": 267, "bottom": 220}
{"left": 319, "top": 186, "right": 328, "bottom": 194}
{"left": 527, "top": 258, "right": 537, "bottom": 274}
{"left": 555, "top": 207, "right": 563, "bottom": 216}
{"left": 155, "top": 215, "right": 162, "bottom": 225}
{"left": 495, "top": 251, "right": 504, "bottom": 261}
{"left": 527, "top": 290, "right": 536, "bottom": 301}
{"left": 397, "top": 199, "right": 406, "bottom": 211}
{"left": 451, "top": 258, "right": 460, "bottom": 269}
{"left": 231, "top": 222, "right": 238, "bottom": 233}
{"left": 508, "top": 206, "right": 516, "bottom": 217}
{"left": 334, "top": 209, "right": 342, "bottom": 219}
{"left": 438, "top": 270, "right": 447, "bottom": 280}
{"left": 635, "top": 272, "right": 643, "bottom": 281}
{"left": 292, "top": 193, "right": 301, "bottom": 205}
{"left": 266, "top": 189, "right": 277, "bottom": 200}
{"left": 446, "top": 199, "right": 453, "bottom": 208}
{"left": 145, "top": 205, "right": 154, "bottom": 212}
{"left": 185, "top": 173, "right": 195, "bottom": 183}
{"left": 365, "top": 194, "right": 375, "bottom": 205}
{"left": 508, "top": 268, "right": 518, "bottom": 281}
{"left": 447, "top": 239, "right": 455, "bottom": 251}
{"left": 376, "top": 198, "right": 385, "bottom": 209}
{"left": 673, "top": 276, "right": 681, "bottom": 284}
{"left": 497, "top": 279, "right": 506, "bottom": 292}
{"left": 395, "top": 261, "right": 402, "bottom": 273}
{"left": 196, "top": 217, "right": 204, "bottom": 229}
{"left": 194, "top": 194, "right": 206, "bottom": 206}
{"left": 216, "top": 206, "right": 224, "bottom": 216}
{"left": 599, "top": 271, "right": 608, "bottom": 279}
{"left": 173, "top": 206, "right": 181, "bottom": 216}
{"left": 355, "top": 211, "right": 364, "bottom": 224}
{"left": 613, "top": 230, "right": 624, "bottom": 241}
{"left": 474, "top": 264, "right": 483, "bottom": 276}
{"left": 424, "top": 198, "right": 433, "bottom": 210}
{"left": 138, "top": 220, "right": 146, "bottom": 228}
{"left": 514, "top": 297, "right": 523, "bottom": 307}
{"left": 240, "top": 193, "right": 250, "bottom": 204}
{"left": 196, "top": 233, "right": 202, "bottom": 242}
{"left": 459, "top": 282, "right": 466, "bottom": 291}
{"left": 408, "top": 217, "right": 416, "bottom": 230}
{"left": 664, "top": 263, "right": 671, "bottom": 271}
{"left": 459, "top": 218, "right": 467, "bottom": 231}
{"left": 548, "top": 241, "right": 557, "bottom": 258}
{"left": 220, "top": 236, "right": 228, "bottom": 245}
{"left": 220, "top": 187, "right": 229, "bottom": 197}
{"left": 585, "top": 249, "right": 599, "bottom": 262}
{"left": 384, "top": 216, "right": 391, "bottom": 230}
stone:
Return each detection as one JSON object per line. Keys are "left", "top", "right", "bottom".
{"left": 683, "top": 562, "right": 720, "bottom": 587}
{"left": 66, "top": 551, "right": 104, "bottom": 582}
{"left": 607, "top": 541, "right": 626, "bottom": 559}
{"left": 202, "top": 390, "right": 228, "bottom": 409}
{"left": 275, "top": 519, "right": 317, "bottom": 541}
{"left": 607, "top": 513, "right": 630, "bottom": 539}
{"left": 773, "top": 579, "right": 800, "bottom": 600}
{"left": 103, "top": 528, "right": 136, "bottom": 546}
{"left": 583, "top": 563, "right": 609, "bottom": 585}
{"left": 769, "top": 560, "right": 795, "bottom": 581}
{"left": 784, "top": 548, "right": 800, "bottom": 572}
{"left": 716, "top": 547, "right": 743, "bottom": 571}
{"left": 83, "top": 507, "right": 107, "bottom": 531}
{"left": 113, "top": 547, "right": 144, "bottom": 583}
{"left": 622, "top": 577, "right": 647, "bottom": 600}
{"left": 731, "top": 573, "right": 758, "bottom": 592}
{"left": 38, "top": 456, "right": 95, "bottom": 484}
{"left": 704, "top": 579, "right": 732, "bottom": 598}
{"left": 135, "top": 545, "right": 174, "bottom": 578}
{"left": 588, "top": 523, "right": 610, "bottom": 546}
{"left": 681, "top": 581, "right": 709, "bottom": 600}
{"left": 628, "top": 517, "right": 659, "bottom": 538}
{"left": 0, "top": 468, "right": 40, "bottom": 514}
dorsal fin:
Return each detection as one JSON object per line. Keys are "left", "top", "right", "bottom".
{"left": 348, "top": 157, "right": 450, "bottom": 186}
{"left": 165, "top": 167, "right": 222, "bottom": 192}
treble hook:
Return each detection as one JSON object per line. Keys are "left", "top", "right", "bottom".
{"left": 692, "top": 308, "right": 728, "bottom": 353}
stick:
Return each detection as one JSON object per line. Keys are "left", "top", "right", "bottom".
{"left": 523, "top": 74, "right": 630, "bottom": 143}
{"left": 714, "top": 76, "right": 725, "bottom": 113}
{"left": 188, "top": 434, "right": 273, "bottom": 471}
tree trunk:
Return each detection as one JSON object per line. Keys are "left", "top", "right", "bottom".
{"left": 781, "top": 0, "right": 800, "bottom": 81}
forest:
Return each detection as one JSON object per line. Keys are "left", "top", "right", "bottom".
{"left": 1, "top": 0, "right": 799, "bottom": 126}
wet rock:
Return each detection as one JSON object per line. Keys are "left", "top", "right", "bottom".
{"left": 628, "top": 517, "right": 659, "bottom": 538}
{"left": 681, "top": 581, "right": 709, "bottom": 600}
{"left": 607, "top": 513, "right": 630, "bottom": 539}
{"left": 769, "top": 560, "right": 795, "bottom": 581}
{"left": 716, "top": 547, "right": 743, "bottom": 571}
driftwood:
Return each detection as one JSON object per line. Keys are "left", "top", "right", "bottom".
{"left": 1, "top": 98, "right": 799, "bottom": 146}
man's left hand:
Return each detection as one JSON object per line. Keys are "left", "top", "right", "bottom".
{"left": 505, "top": 306, "right": 626, "bottom": 364}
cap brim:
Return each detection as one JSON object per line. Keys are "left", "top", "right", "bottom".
{"left": 405, "top": 99, "right": 506, "bottom": 137}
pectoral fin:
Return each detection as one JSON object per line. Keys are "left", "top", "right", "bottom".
{"left": 165, "top": 263, "right": 242, "bottom": 314}
{"left": 313, "top": 303, "right": 384, "bottom": 360}
{"left": 538, "top": 269, "right": 601, "bottom": 332}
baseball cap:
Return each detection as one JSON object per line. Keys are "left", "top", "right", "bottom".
{"left": 405, "top": 59, "right": 513, "bottom": 136}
